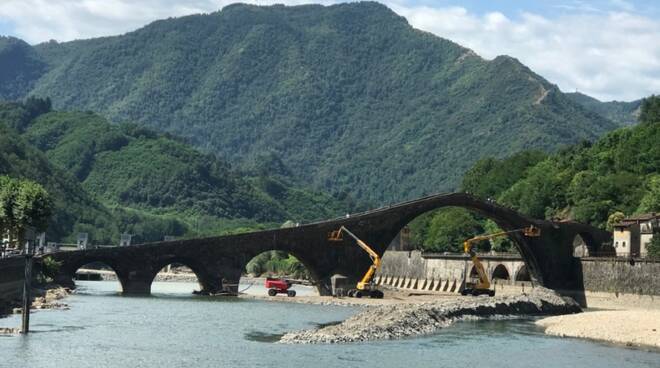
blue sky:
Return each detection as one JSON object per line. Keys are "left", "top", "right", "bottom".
{"left": 0, "top": 0, "right": 658, "bottom": 101}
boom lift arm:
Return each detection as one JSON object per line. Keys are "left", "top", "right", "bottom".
{"left": 461, "top": 225, "right": 540, "bottom": 296}
{"left": 328, "top": 226, "right": 384, "bottom": 298}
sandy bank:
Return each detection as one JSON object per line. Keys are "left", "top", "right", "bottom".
{"left": 536, "top": 310, "right": 660, "bottom": 349}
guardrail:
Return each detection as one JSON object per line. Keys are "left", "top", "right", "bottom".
{"left": 421, "top": 250, "right": 660, "bottom": 261}
{"left": 583, "top": 251, "right": 660, "bottom": 261}
{"left": 421, "top": 251, "right": 523, "bottom": 259}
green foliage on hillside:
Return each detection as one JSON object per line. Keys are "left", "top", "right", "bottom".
{"left": 466, "top": 96, "right": 660, "bottom": 229}
{"left": 21, "top": 110, "right": 351, "bottom": 224}
{"left": 0, "top": 99, "right": 353, "bottom": 243}
{"left": 640, "top": 95, "right": 660, "bottom": 126}
{"left": 245, "top": 251, "right": 309, "bottom": 279}
{"left": 461, "top": 150, "right": 547, "bottom": 199}
{"left": 0, "top": 118, "right": 119, "bottom": 243}
{"left": 566, "top": 92, "right": 641, "bottom": 127}
{"left": 409, "top": 96, "right": 659, "bottom": 252}
{"left": 649, "top": 235, "right": 660, "bottom": 258}
{"left": 408, "top": 207, "right": 488, "bottom": 252}
{"left": 0, "top": 37, "right": 47, "bottom": 101}
{"left": 3, "top": 3, "right": 615, "bottom": 204}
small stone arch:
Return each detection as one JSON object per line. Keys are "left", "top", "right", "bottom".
{"left": 573, "top": 233, "right": 590, "bottom": 257}
{"left": 241, "top": 249, "right": 321, "bottom": 294}
{"left": 149, "top": 256, "right": 213, "bottom": 294}
{"left": 491, "top": 264, "right": 510, "bottom": 281}
{"left": 514, "top": 265, "right": 531, "bottom": 282}
{"left": 68, "top": 258, "right": 124, "bottom": 292}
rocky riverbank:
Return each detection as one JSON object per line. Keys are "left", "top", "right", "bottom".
{"left": 0, "top": 284, "right": 71, "bottom": 335}
{"left": 280, "top": 288, "right": 580, "bottom": 344}
{"left": 10, "top": 284, "right": 71, "bottom": 315}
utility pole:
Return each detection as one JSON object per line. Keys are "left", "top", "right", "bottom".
{"left": 21, "top": 227, "right": 35, "bottom": 334}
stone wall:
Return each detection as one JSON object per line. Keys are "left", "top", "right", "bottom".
{"left": 580, "top": 258, "right": 660, "bottom": 295}
{"left": 380, "top": 251, "right": 527, "bottom": 285}
{"left": 379, "top": 251, "right": 660, "bottom": 296}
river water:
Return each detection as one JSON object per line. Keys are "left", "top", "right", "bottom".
{"left": 1, "top": 281, "right": 658, "bottom": 368}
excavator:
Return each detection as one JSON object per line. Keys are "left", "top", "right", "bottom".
{"left": 461, "top": 225, "right": 541, "bottom": 297}
{"left": 328, "top": 226, "right": 384, "bottom": 299}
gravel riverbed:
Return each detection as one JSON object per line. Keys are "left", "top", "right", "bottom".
{"left": 280, "top": 288, "right": 581, "bottom": 344}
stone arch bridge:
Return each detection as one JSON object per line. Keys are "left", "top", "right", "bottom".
{"left": 45, "top": 193, "right": 611, "bottom": 296}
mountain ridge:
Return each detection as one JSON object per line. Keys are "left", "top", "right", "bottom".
{"left": 1, "top": 2, "right": 618, "bottom": 203}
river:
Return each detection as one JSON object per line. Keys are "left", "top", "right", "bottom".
{"left": 1, "top": 281, "right": 658, "bottom": 368}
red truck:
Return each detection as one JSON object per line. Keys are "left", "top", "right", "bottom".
{"left": 264, "top": 277, "right": 296, "bottom": 297}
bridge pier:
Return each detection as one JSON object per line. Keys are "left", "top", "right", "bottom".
{"left": 120, "top": 270, "right": 155, "bottom": 294}
{"left": 122, "top": 280, "right": 152, "bottom": 294}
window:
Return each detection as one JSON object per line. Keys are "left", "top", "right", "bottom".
{"left": 615, "top": 241, "right": 619, "bottom": 248}
{"left": 622, "top": 241, "right": 626, "bottom": 248}
{"left": 641, "top": 223, "right": 651, "bottom": 233}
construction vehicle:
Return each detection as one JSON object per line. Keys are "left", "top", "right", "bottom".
{"left": 328, "top": 226, "right": 384, "bottom": 299}
{"left": 265, "top": 277, "right": 296, "bottom": 297}
{"left": 461, "top": 225, "right": 541, "bottom": 297}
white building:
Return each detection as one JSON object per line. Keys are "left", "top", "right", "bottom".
{"left": 612, "top": 213, "right": 659, "bottom": 257}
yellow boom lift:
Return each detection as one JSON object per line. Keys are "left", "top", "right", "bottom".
{"left": 461, "top": 225, "right": 541, "bottom": 297}
{"left": 328, "top": 226, "right": 384, "bottom": 299}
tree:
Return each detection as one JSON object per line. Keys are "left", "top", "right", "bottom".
{"left": 483, "top": 220, "right": 514, "bottom": 252}
{"left": 422, "top": 208, "right": 484, "bottom": 252}
{"left": 24, "top": 96, "right": 52, "bottom": 120}
{"left": 606, "top": 211, "right": 625, "bottom": 232}
{"left": 0, "top": 176, "right": 19, "bottom": 243}
{"left": 637, "top": 175, "right": 660, "bottom": 213}
{"left": 0, "top": 176, "right": 52, "bottom": 248}
{"left": 639, "top": 95, "right": 660, "bottom": 124}
{"left": 648, "top": 234, "right": 660, "bottom": 258}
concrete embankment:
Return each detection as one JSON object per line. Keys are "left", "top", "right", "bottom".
{"left": 280, "top": 288, "right": 580, "bottom": 344}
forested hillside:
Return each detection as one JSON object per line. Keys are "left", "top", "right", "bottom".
{"left": 0, "top": 100, "right": 354, "bottom": 243}
{"left": 410, "top": 96, "right": 660, "bottom": 252}
{"left": 0, "top": 37, "right": 46, "bottom": 101}
{"left": 0, "top": 101, "right": 118, "bottom": 243}
{"left": 566, "top": 92, "right": 641, "bottom": 127}
{"left": 1, "top": 2, "right": 616, "bottom": 203}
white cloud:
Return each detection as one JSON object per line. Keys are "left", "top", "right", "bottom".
{"left": 392, "top": 5, "right": 660, "bottom": 101}
{"left": 0, "top": 0, "right": 658, "bottom": 101}
{"left": 0, "top": 0, "right": 334, "bottom": 43}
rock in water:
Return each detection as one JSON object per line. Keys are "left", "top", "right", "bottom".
{"left": 280, "top": 288, "right": 580, "bottom": 344}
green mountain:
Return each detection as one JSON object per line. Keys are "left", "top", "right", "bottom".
{"left": 0, "top": 103, "right": 118, "bottom": 243}
{"left": 566, "top": 92, "right": 641, "bottom": 127}
{"left": 461, "top": 96, "right": 660, "bottom": 228}
{"left": 0, "top": 37, "right": 47, "bottom": 101}
{"left": 2, "top": 2, "right": 617, "bottom": 203}
{"left": 0, "top": 100, "right": 353, "bottom": 243}
{"left": 407, "top": 96, "right": 659, "bottom": 253}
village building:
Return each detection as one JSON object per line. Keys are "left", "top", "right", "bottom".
{"left": 612, "top": 213, "right": 659, "bottom": 257}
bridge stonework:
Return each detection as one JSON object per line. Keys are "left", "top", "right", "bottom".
{"left": 46, "top": 193, "right": 611, "bottom": 296}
